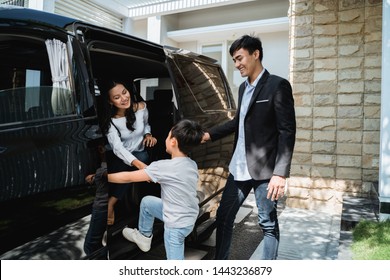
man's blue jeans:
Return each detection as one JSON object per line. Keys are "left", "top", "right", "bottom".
{"left": 138, "top": 195, "right": 193, "bottom": 260}
{"left": 215, "top": 174, "right": 279, "bottom": 260}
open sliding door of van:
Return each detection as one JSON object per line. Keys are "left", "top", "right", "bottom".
{"left": 72, "top": 23, "right": 172, "bottom": 259}
{"left": 164, "top": 46, "right": 237, "bottom": 243}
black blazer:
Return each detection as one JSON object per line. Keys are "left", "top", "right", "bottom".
{"left": 209, "top": 70, "right": 296, "bottom": 180}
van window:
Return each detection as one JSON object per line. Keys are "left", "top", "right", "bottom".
{"left": 173, "top": 57, "right": 234, "bottom": 112}
{"left": 0, "top": 36, "right": 75, "bottom": 124}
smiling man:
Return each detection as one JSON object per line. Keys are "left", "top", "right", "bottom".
{"left": 202, "top": 34, "right": 296, "bottom": 260}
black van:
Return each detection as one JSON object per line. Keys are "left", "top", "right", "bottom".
{"left": 0, "top": 5, "right": 235, "bottom": 259}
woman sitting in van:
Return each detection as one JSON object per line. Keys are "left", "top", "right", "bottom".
{"left": 99, "top": 80, "right": 157, "bottom": 225}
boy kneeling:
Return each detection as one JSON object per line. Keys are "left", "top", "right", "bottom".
{"left": 108, "top": 119, "right": 203, "bottom": 260}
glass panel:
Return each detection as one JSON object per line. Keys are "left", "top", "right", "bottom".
{"left": 172, "top": 57, "right": 232, "bottom": 113}
{"left": 0, "top": 36, "right": 75, "bottom": 125}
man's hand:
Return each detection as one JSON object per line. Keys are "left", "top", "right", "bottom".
{"left": 267, "top": 175, "right": 286, "bottom": 201}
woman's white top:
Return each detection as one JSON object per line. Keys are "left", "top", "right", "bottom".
{"left": 106, "top": 103, "right": 151, "bottom": 166}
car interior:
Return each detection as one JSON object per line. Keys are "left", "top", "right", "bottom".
{"left": 88, "top": 40, "right": 179, "bottom": 259}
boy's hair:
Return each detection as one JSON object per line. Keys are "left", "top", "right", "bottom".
{"left": 170, "top": 119, "right": 204, "bottom": 155}
{"left": 229, "top": 34, "right": 263, "bottom": 61}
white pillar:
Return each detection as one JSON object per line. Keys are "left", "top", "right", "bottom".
{"left": 379, "top": 0, "right": 390, "bottom": 221}
{"left": 145, "top": 16, "right": 161, "bottom": 91}
{"left": 123, "top": 17, "right": 133, "bottom": 35}
{"left": 27, "top": 0, "right": 44, "bottom": 10}
{"left": 42, "top": 0, "right": 55, "bottom": 13}
{"left": 147, "top": 16, "right": 161, "bottom": 44}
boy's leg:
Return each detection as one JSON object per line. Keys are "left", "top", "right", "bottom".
{"left": 122, "top": 196, "right": 162, "bottom": 252}
{"left": 138, "top": 195, "right": 163, "bottom": 237}
{"left": 164, "top": 225, "right": 193, "bottom": 260}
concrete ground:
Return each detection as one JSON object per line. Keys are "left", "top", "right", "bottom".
{"left": 0, "top": 192, "right": 379, "bottom": 260}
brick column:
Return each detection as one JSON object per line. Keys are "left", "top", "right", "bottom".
{"left": 288, "top": 0, "right": 382, "bottom": 213}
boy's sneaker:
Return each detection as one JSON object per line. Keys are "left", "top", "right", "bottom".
{"left": 122, "top": 227, "right": 152, "bottom": 252}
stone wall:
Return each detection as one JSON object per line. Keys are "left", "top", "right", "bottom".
{"left": 288, "top": 0, "right": 382, "bottom": 213}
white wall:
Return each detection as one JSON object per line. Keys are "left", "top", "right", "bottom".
{"left": 161, "top": 14, "right": 179, "bottom": 47}
{"left": 126, "top": 1, "right": 290, "bottom": 103}
{"left": 176, "top": 0, "right": 289, "bottom": 30}
{"left": 260, "top": 31, "right": 290, "bottom": 80}
{"left": 178, "top": 41, "right": 198, "bottom": 52}
{"left": 131, "top": 18, "right": 148, "bottom": 39}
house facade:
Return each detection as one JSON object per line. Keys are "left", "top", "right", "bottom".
{"left": 4, "top": 0, "right": 388, "bottom": 217}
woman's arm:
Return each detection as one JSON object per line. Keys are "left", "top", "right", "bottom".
{"left": 107, "top": 124, "right": 137, "bottom": 165}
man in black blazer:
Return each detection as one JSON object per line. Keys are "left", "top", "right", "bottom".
{"left": 202, "top": 35, "right": 296, "bottom": 260}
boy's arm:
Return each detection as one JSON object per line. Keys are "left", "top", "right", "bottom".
{"left": 108, "top": 169, "right": 151, "bottom": 184}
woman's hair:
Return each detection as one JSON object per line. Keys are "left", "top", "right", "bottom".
{"left": 170, "top": 119, "right": 204, "bottom": 155}
{"left": 99, "top": 79, "right": 139, "bottom": 136}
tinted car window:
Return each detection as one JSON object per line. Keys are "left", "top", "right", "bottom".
{"left": 171, "top": 57, "right": 234, "bottom": 112}
{"left": 0, "top": 36, "right": 75, "bottom": 125}
{"left": 0, "top": 30, "right": 100, "bottom": 257}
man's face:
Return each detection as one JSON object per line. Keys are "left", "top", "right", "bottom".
{"left": 232, "top": 48, "right": 260, "bottom": 78}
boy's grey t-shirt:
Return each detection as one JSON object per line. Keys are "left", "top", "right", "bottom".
{"left": 144, "top": 157, "right": 199, "bottom": 228}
